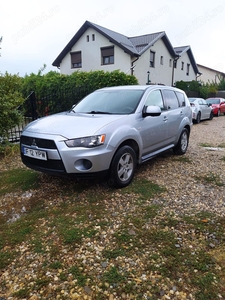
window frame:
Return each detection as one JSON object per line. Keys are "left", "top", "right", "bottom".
{"left": 101, "top": 46, "right": 114, "bottom": 65}
{"left": 150, "top": 50, "right": 155, "bottom": 68}
{"left": 71, "top": 51, "right": 82, "bottom": 69}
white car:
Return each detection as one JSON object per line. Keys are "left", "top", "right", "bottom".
{"left": 188, "top": 97, "right": 214, "bottom": 123}
{"left": 21, "top": 85, "right": 192, "bottom": 188}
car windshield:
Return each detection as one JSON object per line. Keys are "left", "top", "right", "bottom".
{"left": 72, "top": 89, "right": 144, "bottom": 114}
{"left": 206, "top": 99, "right": 220, "bottom": 104}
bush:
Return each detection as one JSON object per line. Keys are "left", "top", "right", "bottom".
{"left": 20, "top": 69, "right": 138, "bottom": 98}
{"left": 0, "top": 73, "right": 24, "bottom": 142}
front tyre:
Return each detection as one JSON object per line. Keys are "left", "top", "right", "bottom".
{"left": 195, "top": 112, "right": 201, "bottom": 124}
{"left": 209, "top": 111, "right": 214, "bottom": 120}
{"left": 109, "top": 146, "right": 137, "bottom": 188}
{"left": 173, "top": 128, "right": 189, "bottom": 155}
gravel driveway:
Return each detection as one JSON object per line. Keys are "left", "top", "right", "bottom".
{"left": 0, "top": 115, "right": 225, "bottom": 300}
{"left": 138, "top": 115, "right": 225, "bottom": 217}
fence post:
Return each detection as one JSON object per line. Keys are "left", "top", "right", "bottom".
{"left": 29, "top": 91, "right": 38, "bottom": 120}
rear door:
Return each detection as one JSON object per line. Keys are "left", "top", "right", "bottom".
{"left": 161, "top": 89, "right": 182, "bottom": 144}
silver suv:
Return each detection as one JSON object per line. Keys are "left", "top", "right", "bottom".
{"left": 20, "top": 85, "right": 192, "bottom": 188}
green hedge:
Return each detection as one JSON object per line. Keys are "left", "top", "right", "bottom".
{"left": 20, "top": 70, "right": 138, "bottom": 99}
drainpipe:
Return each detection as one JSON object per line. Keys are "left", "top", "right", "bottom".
{"left": 171, "top": 56, "right": 179, "bottom": 86}
{"left": 131, "top": 56, "right": 139, "bottom": 75}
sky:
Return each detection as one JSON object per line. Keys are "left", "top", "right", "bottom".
{"left": 1, "top": 0, "right": 225, "bottom": 77}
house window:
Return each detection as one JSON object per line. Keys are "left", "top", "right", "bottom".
{"left": 169, "top": 59, "right": 172, "bottom": 67}
{"left": 160, "top": 56, "right": 163, "bottom": 65}
{"left": 86, "top": 35, "right": 89, "bottom": 42}
{"left": 71, "top": 51, "right": 82, "bottom": 68}
{"left": 150, "top": 51, "right": 155, "bottom": 67}
{"left": 101, "top": 46, "right": 114, "bottom": 65}
{"left": 187, "top": 63, "right": 190, "bottom": 75}
{"left": 181, "top": 61, "right": 184, "bottom": 70}
{"left": 92, "top": 34, "right": 95, "bottom": 41}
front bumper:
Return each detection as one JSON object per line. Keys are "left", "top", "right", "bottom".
{"left": 20, "top": 133, "right": 114, "bottom": 178}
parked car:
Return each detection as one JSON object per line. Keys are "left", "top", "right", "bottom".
{"left": 188, "top": 97, "right": 214, "bottom": 123}
{"left": 20, "top": 85, "right": 192, "bottom": 188}
{"left": 205, "top": 97, "right": 225, "bottom": 116}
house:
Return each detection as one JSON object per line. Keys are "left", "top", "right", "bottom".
{"left": 52, "top": 20, "right": 201, "bottom": 86}
{"left": 197, "top": 64, "right": 225, "bottom": 84}
{"left": 174, "top": 46, "right": 201, "bottom": 84}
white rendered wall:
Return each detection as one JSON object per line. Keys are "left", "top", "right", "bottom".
{"left": 60, "top": 28, "right": 131, "bottom": 75}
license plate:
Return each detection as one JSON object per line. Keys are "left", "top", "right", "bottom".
{"left": 23, "top": 147, "right": 47, "bottom": 160}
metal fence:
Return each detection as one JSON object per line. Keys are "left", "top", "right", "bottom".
{"left": 8, "top": 86, "right": 92, "bottom": 143}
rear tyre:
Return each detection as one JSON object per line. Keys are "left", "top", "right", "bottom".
{"left": 109, "top": 146, "right": 137, "bottom": 188}
{"left": 173, "top": 128, "right": 189, "bottom": 155}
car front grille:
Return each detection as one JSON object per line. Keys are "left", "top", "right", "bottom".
{"left": 20, "top": 136, "right": 57, "bottom": 149}
{"left": 21, "top": 135, "right": 65, "bottom": 173}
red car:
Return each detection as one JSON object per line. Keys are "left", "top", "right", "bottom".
{"left": 205, "top": 97, "right": 225, "bottom": 117}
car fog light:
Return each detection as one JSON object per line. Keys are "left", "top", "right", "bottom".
{"left": 74, "top": 159, "right": 92, "bottom": 171}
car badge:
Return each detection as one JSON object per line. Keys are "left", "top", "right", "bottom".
{"left": 31, "top": 139, "right": 37, "bottom": 147}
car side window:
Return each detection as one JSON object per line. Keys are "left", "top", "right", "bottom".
{"left": 202, "top": 100, "right": 207, "bottom": 105}
{"left": 162, "top": 90, "right": 179, "bottom": 110}
{"left": 145, "top": 90, "right": 165, "bottom": 110}
{"left": 175, "top": 91, "right": 186, "bottom": 107}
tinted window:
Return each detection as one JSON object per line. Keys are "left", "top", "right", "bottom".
{"left": 162, "top": 90, "right": 179, "bottom": 110}
{"left": 145, "top": 90, "right": 165, "bottom": 110}
{"left": 176, "top": 91, "right": 186, "bottom": 107}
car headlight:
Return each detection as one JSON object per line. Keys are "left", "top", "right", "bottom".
{"left": 65, "top": 134, "right": 106, "bottom": 148}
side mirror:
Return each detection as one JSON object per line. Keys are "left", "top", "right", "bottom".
{"left": 142, "top": 105, "right": 162, "bottom": 117}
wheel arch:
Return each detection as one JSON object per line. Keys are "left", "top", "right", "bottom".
{"left": 109, "top": 139, "right": 140, "bottom": 168}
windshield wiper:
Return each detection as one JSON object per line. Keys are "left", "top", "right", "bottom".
{"left": 88, "top": 111, "right": 112, "bottom": 114}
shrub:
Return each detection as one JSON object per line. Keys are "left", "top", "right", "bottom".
{"left": 0, "top": 73, "right": 24, "bottom": 141}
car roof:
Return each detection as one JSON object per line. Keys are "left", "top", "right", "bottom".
{"left": 98, "top": 85, "right": 185, "bottom": 92}
{"left": 206, "top": 97, "right": 225, "bottom": 100}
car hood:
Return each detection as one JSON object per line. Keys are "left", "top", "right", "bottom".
{"left": 23, "top": 112, "right": 126, "bottom": 139}
{"left": 210, "top": 104, "right": 219, "bottom": 107}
